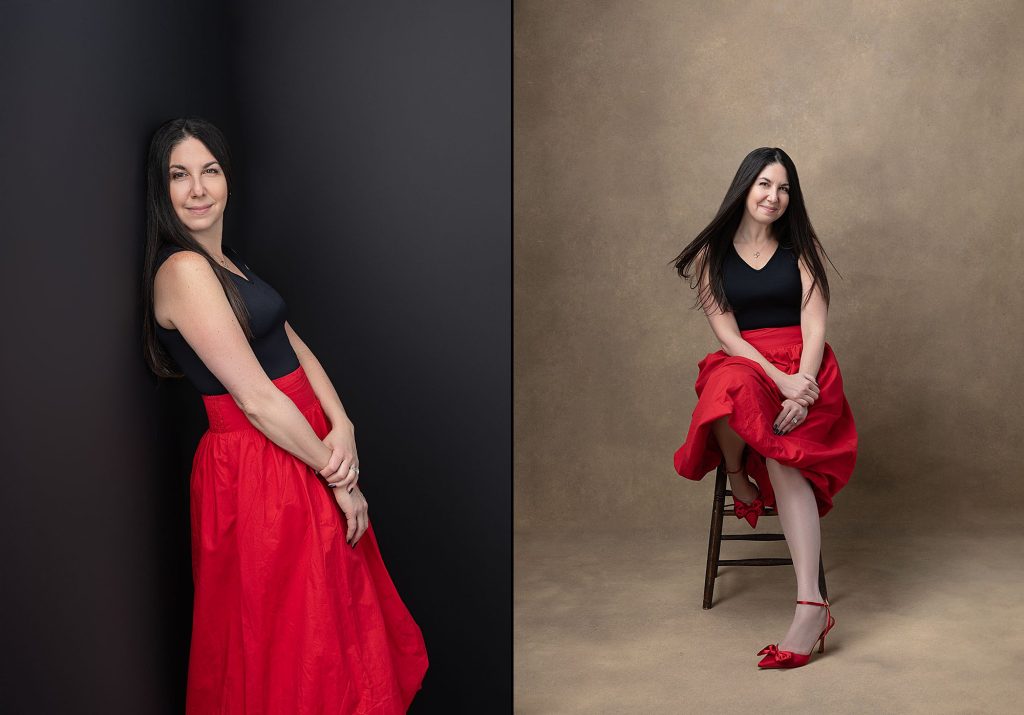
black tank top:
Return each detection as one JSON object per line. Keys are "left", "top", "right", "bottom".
{"left": 154, "top": 244, "right": 300, "bottom": 395}
{"left": 722, "top": 242, "right": 802, "bottom": 331}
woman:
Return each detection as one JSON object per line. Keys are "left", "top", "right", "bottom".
{"left": 141, "top": 117, "right": 428, "bottom": 711}
{"left": 671, "top": 147, "right": 857, "bottom": 669}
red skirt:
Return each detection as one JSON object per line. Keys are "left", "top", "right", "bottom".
{"left": 186, "top": 365, "right": 428, "bottom": 714}
{"left": 673, "top": 326, "right": 857, "bottom": 517}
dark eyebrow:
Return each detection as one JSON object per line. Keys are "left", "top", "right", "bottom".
{"left": 758, "top": 177, "right": 790, "bottom": 186}
{"left": 169, "top": 161, "right": 220, "bottom": 171}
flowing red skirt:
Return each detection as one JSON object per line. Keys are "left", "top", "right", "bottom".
{"left": 186, "top": 365, "right": 428, "bottom": 714}
{"left": 673, "top": 326, "right": 857, "bottom": 517}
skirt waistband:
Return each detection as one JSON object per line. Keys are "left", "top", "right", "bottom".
{"left": 739, "top": 325, "right": 803, "bottom": 350}
{"left": 201, "top": 364, "right": 319, "bottom": 433}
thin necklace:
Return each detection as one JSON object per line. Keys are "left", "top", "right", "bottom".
{"left": 737, "top": 237, "right": 774, "bottom": 260}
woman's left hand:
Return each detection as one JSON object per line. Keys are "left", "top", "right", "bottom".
{"left": 773, "top": 399, "right": 807, "bottom": 435}
{"left": 318, "top": 422, "right": 359, "bottom": 492}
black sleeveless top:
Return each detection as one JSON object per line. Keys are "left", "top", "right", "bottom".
{"left": 722, "top": 243, "right": 802, "bottom": 331}
{"left": 154, "top": 244, "right": 300, "bottom": 395}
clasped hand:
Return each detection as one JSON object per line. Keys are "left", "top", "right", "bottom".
{"left": 773, "top": 372, "right": 817, "bottom": 436}
{"left": 317, "top": 424, "right": 368, "bottom": 546}
{"left": 317, "top": 424, "right": 359, "bottom": 492}
{"left": 773, "top": 398, "right": 807, "bottom": 435}
{"left": 775, "top": 372, "right": 819, "bottom": 407}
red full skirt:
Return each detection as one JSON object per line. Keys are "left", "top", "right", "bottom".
{"left": 186, "top": 365, "right": 428, "bottom": 714}
{"left": 673, "top": 326, "right": 857, "bottom": 517}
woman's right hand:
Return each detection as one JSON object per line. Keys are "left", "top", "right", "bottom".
{"left": 333, "top": 484, "right": 369, "bottom": 547}
{"left": 775, "top": 372, "right": 820, "bottom": 407}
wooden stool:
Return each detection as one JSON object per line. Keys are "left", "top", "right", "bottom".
{"left": 703, "top": 463, "right": 827, "bottom": 609}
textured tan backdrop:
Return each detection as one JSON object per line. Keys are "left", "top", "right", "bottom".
{"left": 514, "top": 0, "right": 1024, "bottom": 535}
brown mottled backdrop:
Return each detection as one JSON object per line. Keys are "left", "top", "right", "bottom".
{"left": 515, "top": 0, "right": 1024, "bottom": 536}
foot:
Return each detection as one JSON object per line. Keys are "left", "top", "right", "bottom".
{"left": 776, "top": 600, "right": 829, "bottom": 655}
{"left": 728, "top": 475, "right": 760, "bottom": 506}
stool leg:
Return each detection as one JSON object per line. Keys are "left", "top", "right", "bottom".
{"left": 818, "top": 550, "right": 828, "bottom": 602}
{"left": 702, "top": 465, "right": 727, "bottom": 609}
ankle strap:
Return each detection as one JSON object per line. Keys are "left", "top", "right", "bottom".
{"left": 796, "top": 599, "right": 829, "bottom": 607}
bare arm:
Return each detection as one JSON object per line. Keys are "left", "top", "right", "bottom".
{"left": 695, "top": 249, "right": 819, "bottom": 406}
{"left": 283, "top": 321, "right": 353, "bottom": 432}
{"left": 705, "top": 308, "right": 788, "bottom": 384}
{"left": 155, "top": 251, "right": 332, "bottom": 473}
{"left": 797, "top": 254, "right": 827, "bottom": 378}
{"left": 283, "top": 320, "right": 361, "bottom": 494}
{"left": 278, "top": 322, "right": 366, "bottom": 545}
{"left": 773, "top": 252, "right": 829, "bottom": 434}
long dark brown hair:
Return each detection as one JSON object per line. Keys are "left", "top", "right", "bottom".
{"left": 671, "top": 147, "right": 836, "bottom": 314}
{"left": 141, "top": 116, "right": 254, "bottom": 381}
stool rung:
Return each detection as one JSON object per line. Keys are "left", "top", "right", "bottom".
{"left": 704, "top": 464, "right": 828, "bottom": 609}
{"left": 721, "top": 533, "right": 786, "bottom": 541}
{"left": 724, "top": 508, "right": 778, "bottom": 517}
{"left": 718, "top": 557, "right": 792, "bottom": 566}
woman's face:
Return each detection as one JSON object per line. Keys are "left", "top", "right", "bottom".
{"left": 167, "top": 137, "right": 228, "bottom": 236}
{"left": 745, "top": 162, "right": 789, "bottom": 225}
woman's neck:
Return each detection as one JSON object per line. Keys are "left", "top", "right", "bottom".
{"left": 733, "top": 216, "right": 776, "bottom": 248}
{"left": 192, "top": 233, "right": 224, "bottom": 259}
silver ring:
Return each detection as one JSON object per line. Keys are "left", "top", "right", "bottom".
{"left": 349, "top": 465, "right": 359, "bottom": 474}
{"left": 792, "top": 416, "right": 800, "bottom": 423}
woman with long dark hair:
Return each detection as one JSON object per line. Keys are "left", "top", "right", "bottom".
{"left": 672, "top": 147, "right": 857, "bottom": 669}
{"left": 142, "top": 117, "right": 428, "bottom": 711}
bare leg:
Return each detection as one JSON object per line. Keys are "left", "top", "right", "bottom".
{"left": 710, "top": 417, "right": 759, "bottom": 504}
{"left": 765, "top": 458, "right": 828, "bottom": 653}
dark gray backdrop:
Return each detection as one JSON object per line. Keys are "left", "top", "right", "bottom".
{"left": 0, "top": 1, "right": 510, "bottom": 712}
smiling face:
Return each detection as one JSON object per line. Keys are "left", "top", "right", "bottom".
{"left": 167, "top": 136, "right": 228, "bottom": 236}
{"left": 744, "top": 162, "right": 789, "bottom": 225}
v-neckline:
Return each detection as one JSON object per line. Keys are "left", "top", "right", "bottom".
{"left": 731, "top": 241, "right": 780, "bottom": 272}
{"left": 223, "top": 246, "right": 253, "bottom": 284}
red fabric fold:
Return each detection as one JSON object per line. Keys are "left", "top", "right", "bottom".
{"left": 186, "top": 365, "right": 428, "bottom": 714}
{"left": 673, "top": 326, "right": 857, "bottom": 517}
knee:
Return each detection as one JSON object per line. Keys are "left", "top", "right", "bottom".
{"left": 765, "top": 458, "right": 794, "bottom": 483}
{"left": 768, "top": 458, "right": 804, "bottom": 472}
{"left": 765, "top": 459, "right": 805, "bottom": 489}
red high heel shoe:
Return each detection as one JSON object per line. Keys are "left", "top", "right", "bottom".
{"left": 756, "top": 600, "right": 835, "bottom": 669}
{"left": 726, "top": 464, "right": 764, "bottom": 528}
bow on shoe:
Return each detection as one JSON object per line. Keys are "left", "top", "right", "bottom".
{"left": 733, "top": 498, "right": 763, "bottom": 528}
{"left": 756, "top": 644, "right": 792, "bottom": 663}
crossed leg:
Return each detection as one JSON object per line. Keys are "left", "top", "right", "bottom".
{"left": 710, "top": 416, "right": 829, "bottom": 654}
{"left": 710, "top": 416, "right": 759, "bottom": 505}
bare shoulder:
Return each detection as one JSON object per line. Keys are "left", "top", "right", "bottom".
{"left": 153, "top": 250, "right": 220, "bottom": 329}
{"left": 153, "top": 250, "right": 274, "bottom": 410}
{"left": 155, "top": 249, "right": 210, "bottom": 282}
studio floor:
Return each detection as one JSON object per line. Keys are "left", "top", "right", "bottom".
{"left": 514, "top": 520, "right": 1024, "bottom": 714}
